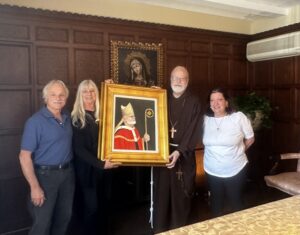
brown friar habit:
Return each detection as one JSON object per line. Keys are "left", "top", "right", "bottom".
{"left": 153, "top": 89, "right": 202, "bottom": 233}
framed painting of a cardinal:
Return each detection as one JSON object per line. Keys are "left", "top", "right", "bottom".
{"left": 98, "top": 83, "right": 169, "bottom": 165}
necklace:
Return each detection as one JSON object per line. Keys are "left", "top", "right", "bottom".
{"left": 214, "top": 116, "right": 225, "bottom": 131}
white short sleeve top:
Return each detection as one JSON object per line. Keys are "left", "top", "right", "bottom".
{"left": 203, "top": 111, "right": 254, "bottom": 177}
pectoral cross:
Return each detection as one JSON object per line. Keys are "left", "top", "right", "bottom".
{"left": 176, "top": 169, "right": 183, "bottom": 181}
{"left": 170, "top": 127, "right": 177, "bottom": 139}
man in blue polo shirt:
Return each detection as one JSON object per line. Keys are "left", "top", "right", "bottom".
{"left": 19, "top": 80, "right": 74, "bottom": 235}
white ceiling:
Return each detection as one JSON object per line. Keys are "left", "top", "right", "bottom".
{"left": 131, "top": 0, "right": 300, "bottom": 20}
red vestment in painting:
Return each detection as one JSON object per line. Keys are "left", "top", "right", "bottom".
{"left": 114, "top": 126, "right": 144, "bottom": 150}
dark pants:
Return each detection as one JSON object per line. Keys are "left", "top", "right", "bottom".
{"left": 74, "top": 170, "right": 112, "bottom": 235}
{"left": 80, "top": 187, "right": 99, "bottom": 235}
{"left": 153, "top": 165, "right": 192, "bottom": 234}
{"left": 28, "top": 166, "right": 75, "bottom": 235}
{"left": 206, "top": 165, "right": 247, "bottom": 217}
{"left": 80, "top": 185, "right": 110, "bottom": 235}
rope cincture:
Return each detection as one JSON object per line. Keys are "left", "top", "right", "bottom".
{"left": 149, "top": 166, "right": 154, "bottom": 228}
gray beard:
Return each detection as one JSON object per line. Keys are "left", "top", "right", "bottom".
{"left": 171, "top": 85, "right": 186, "bottom": 94}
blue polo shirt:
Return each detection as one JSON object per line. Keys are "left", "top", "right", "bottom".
{"left": 21, "top": 106, "right": 73, "bottom": 165}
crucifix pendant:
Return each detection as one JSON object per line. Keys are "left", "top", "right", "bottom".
{"left": 170, "top": 127, "right": 177, "bottom": 139}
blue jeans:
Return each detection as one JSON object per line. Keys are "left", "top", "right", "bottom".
{"left": 28, "top": 166, "right": 75, "bottom": 235}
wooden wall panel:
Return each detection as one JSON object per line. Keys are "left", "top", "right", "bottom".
{"left": 0, "top": 178, "right": 31, "bottom": 233}
{"left": 74, "top": 30, "right": 104, "bottom": 45}
{"left": 273, "top": 88, "right": 293, "bottom": 121}
{"left": 167, "top": 39, "right": 187, "bottom": 51}
{"left": 295, "top": 88, "right": 300, "bottom": 120}
{"left": 190, "top": 56, "right": 210, "bottom": 88}
{"left": 296, "top": 57, "right": 300, "bottom": 84}
{"left": 138, "top": 35, "right": 163, "bottom": 44}
{"left": 191, "top": 41, "right": 210, "bottom": 54}
{"left": 0, "top": 22, "right": 29, "bottom": 40}
{"left": 232, "top": 44, "right": 246, "bottom": 58}
{"left": 212, "top": 58, "right": 229, "bottom": 87}
{"left": 36, "top": 26, "right": 69, "bottom": 42}
{"left": 0, "top": 43, "right": 31, "bottom": 84}
{"left": 0, "top": 91, "right": 31, "bottom": 129}
{"left": 74, "top": 49, "right": 104, "bottom": 84}
{"left": 108, "top": 33, "right": 135, "bottom": 42}
{"left": 229, "top": 59, "right": 247, "bottom": 86}
{"left": 212, "top": 42, "right": 230, "bottom": 55}
{"left": 273, "top": 58, "right": 294, "bottom": 85}
{"left": 250, "top": 56, "right": 300, "bottom": 167}
{"left": 36, "top": 46, "right": 69, "bottom": 85}
{"left": 0, "top": 135, "right": 23, "bottom": 179}
{"left": 253, "top": 60, "right": 272, "bottom": 87}
{"left": 272, "top": 122, "right": 300, "bottom": 152}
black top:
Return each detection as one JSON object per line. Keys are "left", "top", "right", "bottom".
{"left": 168, "top": 89, "right": 202, "bottom": 156}
{"left": 72, "top": 111, "right": 104, "bottom": 187}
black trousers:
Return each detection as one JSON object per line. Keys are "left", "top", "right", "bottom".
{"left": 74, "top": 172, "right": 112, "bottom": 235}
{"left": 206, "top": 165, "right": 247, "bottom": 217}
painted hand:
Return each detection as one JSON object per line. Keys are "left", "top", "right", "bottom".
{"left": 143, "top": 133, "right": 150, "bottom": 142}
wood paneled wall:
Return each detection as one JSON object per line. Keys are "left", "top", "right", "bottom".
{"left": 249, "top": 25, "right": 300, "bottom": 154}
{"left": 3, "top": 4, "right": 297, "bottom": 234}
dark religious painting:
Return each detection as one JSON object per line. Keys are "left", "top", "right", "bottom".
{"left": 110, "top": 40, "right": 163, "bottom": 87}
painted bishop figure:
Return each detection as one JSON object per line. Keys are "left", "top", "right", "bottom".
{"left": 114, "top": 102, "right": 150, "bottom": 150}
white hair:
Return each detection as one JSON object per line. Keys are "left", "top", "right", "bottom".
{"left": 42, "top": 80, "right": 69, "bottom": 103}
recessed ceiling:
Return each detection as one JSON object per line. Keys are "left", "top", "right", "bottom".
{"left": 130, "top": 0, "right": 300, "bottom": 20}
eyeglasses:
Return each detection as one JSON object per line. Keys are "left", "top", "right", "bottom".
{"left": 171, "top": 76, "right": 187, "bottom": 82}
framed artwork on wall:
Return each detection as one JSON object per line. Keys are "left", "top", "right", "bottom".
{"left": 110, "top": 40, "right": 164, "bottom": 87}
{"left": 98, "top": 83, "right": 169, "bottom": 165}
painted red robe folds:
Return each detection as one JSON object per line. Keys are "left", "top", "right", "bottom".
{"left": 114, "top": 126, "right": 144, "bottom": 150}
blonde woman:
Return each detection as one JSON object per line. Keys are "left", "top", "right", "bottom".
{"left": 71, "top": 79, "right": 119, "bottom": 235}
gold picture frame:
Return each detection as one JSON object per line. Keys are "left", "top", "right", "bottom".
{"left": 110, "top": 40, "right": 164, "bottom": 87}
{"left": 98, "top": 83, "right": 169, "bottom": 166}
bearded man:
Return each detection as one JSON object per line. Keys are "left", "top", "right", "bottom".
{"left": 153, "top": 66, "right": 202, "bottom": 233}
{"left": 114, "top": 102, "right": 150, "bottom": 150}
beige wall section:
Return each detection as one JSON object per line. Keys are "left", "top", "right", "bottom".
{"left": 251, "top": 5, "right": 300, "bottom": 34}
{"left": 0, "top": 0, "right": 299, "bottom": 35}
{"left": 0, "top": 0, "right": 251, "bottom": 34}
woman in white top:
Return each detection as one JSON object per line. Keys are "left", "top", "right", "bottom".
{"left": 203, "top": 88, "right": 255, "bottom": 217}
